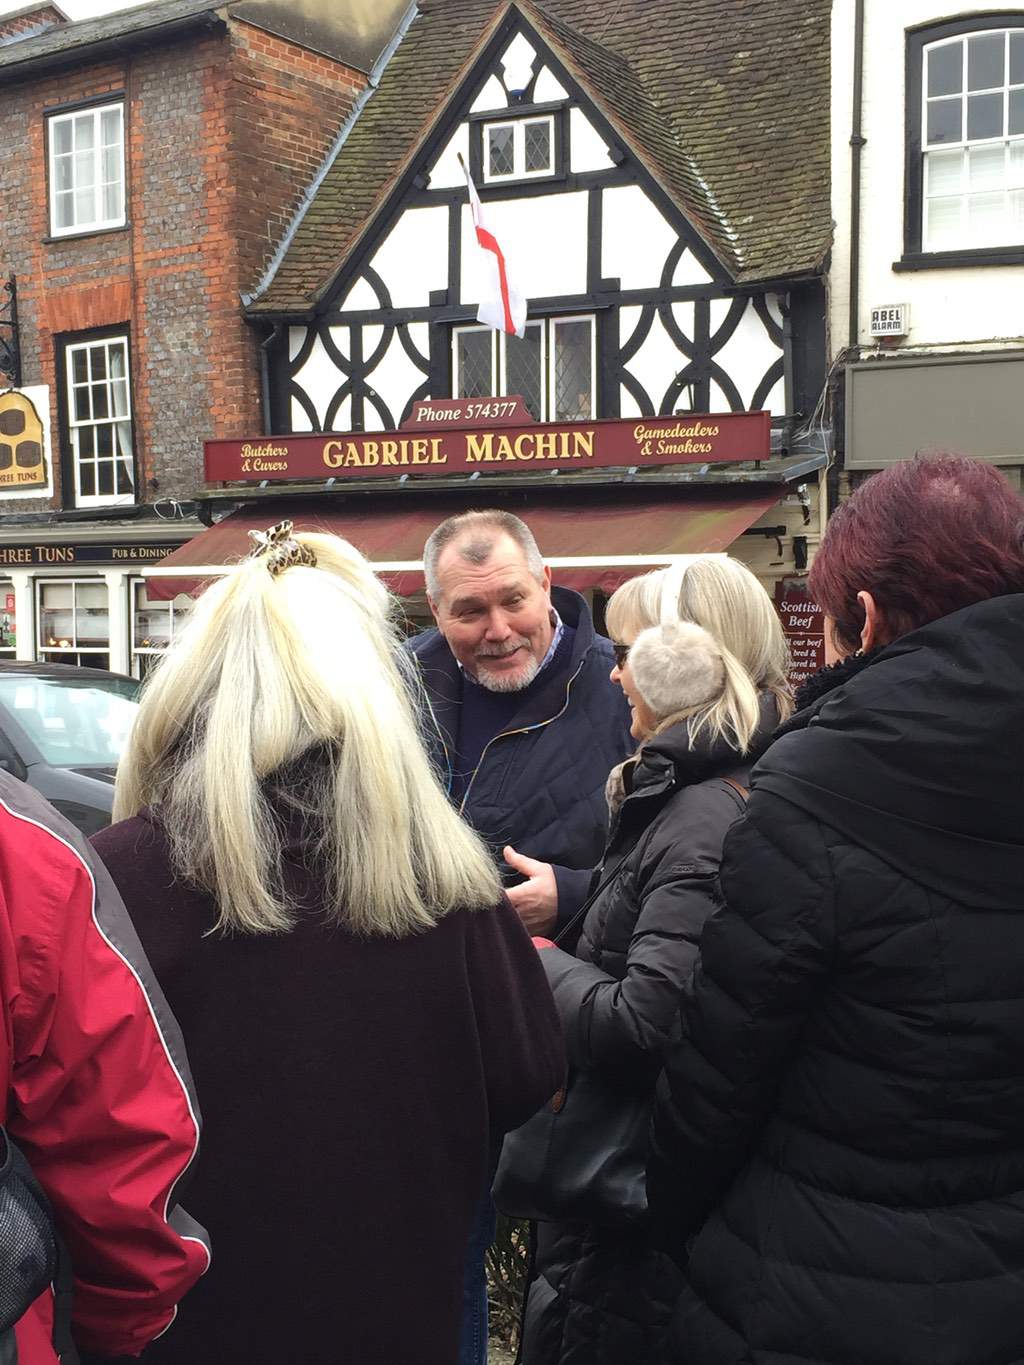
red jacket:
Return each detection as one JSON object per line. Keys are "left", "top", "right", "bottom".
{"left": 0, "top": 775, "right": 209, "bottom": 1362}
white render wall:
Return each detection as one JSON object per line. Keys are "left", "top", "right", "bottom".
{"left": 831, "top": 0, "right": 1024, "bottom": 356}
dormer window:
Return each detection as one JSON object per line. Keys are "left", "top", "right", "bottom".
{"left": 482, "top": 114, "right": 556, "bottom": 183}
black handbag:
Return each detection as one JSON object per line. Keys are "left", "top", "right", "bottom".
{"left": 493, "top": 776, "right": 750, "bottom": 1228}
{"left": 492, "top": 857, "right": 651, "bottom": 1228}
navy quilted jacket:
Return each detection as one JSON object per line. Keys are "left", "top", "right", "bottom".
{"left": 649, "top": 594, "right": 1024, "bottom": 1365}
{"left": 408, "top": 587, "right": 633, "bottom": 872}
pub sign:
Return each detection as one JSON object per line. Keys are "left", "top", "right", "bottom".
{"left": 0, "top": 390, "right": 47, "bottom": 491}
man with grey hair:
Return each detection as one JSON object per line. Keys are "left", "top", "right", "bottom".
{"left": 410, "top": 508, "right": 633, "bottom": 1365}
{"left": 413, "top": 508, "right": 632, "bottom": 901}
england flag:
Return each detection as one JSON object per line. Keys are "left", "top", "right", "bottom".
{"left": 460, "top": 155, "right": 527, "bottom": 339}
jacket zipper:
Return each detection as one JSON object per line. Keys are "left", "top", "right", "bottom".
{"left": 458, "top": 659, "right": 586, "bottom": 816}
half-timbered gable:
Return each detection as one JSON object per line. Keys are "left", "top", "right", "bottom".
{"left": 255, "top": 3, "right": 822, "bottom": 440}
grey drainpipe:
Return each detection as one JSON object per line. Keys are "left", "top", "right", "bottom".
{"left": 848, "top": 0, "right": 866, "bottom": 351}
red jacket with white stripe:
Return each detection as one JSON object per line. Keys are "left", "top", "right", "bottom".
{"left": 0, "top": 774, "right": 209, "bottom": 1362}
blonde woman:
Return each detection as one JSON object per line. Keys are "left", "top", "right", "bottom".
{"left": 91, "top": 522, "right": 564, "bottom": 1365}
{"left": 510, "top": 556, "right": 791, "bottom": 1365}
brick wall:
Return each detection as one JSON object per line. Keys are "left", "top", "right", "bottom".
{"left": 229, "top": 21, "right": 365, "bottom": 295}
{"left": 0, "top": 6, "right": 66, "bottom": 44}
{"left": 0, "top": 18, "right": 365, "bottom": 511}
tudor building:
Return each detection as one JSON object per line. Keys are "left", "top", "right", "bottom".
{"left": 152, "top": 0, "right": 834, "bottom": 678}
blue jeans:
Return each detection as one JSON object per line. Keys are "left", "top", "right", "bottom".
{"left": 459, "top": 1190, "right": 497, "bottom": 1365}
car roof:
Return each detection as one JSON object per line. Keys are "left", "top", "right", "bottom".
{"left": 0, "top": 660, "right": 136, "bottom": 685}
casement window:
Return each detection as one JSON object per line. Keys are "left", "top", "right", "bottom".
{"left": 481, "top": 114, "right": 556, "bottom": 183}
{"left": 907, "top": 21, "right": 1024, "bottom": 257}
{"left": 47, "top": 101, "right": 125, "bottom": 237}
{"left": 453, "top": 315, "right": 596, "bottom": 421}
{"left": 62, "top": 334, "right": 136, "bottom": 508}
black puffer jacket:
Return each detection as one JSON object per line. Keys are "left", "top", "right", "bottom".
{"left": 649, "top": 594, "right": 1024, "bottom": 1365}
{"left": 521, "top": 699, "right": 779, "bottom": 1365}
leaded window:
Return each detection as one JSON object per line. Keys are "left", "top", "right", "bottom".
{"left": 482, "top": 115, "right": 555, "bottom": 183}
{"left": 453, "top": 316, "right": 595, "bottom": 421}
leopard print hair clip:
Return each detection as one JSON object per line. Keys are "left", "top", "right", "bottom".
{"left": 246, "top": 520, "right": 317, "bottom": 578}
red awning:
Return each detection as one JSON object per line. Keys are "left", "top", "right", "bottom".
{"left": 145, "top": 491, "right": 782, "bottom": 600}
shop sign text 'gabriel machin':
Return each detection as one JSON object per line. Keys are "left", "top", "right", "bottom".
{"left": 204, "top": 401, "right": 770, "bottom": 485}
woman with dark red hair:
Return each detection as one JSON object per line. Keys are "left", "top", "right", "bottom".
{"left": 648, "top": 454, "right": 1024, "bottom": 1365}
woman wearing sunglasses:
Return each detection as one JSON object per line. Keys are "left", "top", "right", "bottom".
{"left": 509, "top": 555, "right": 791, "bottom": 1365}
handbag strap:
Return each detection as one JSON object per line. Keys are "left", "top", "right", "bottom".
{"left": 554, "top": 778, "right": 750, "bottom": 947}
{"left": 553, "top": 856, "right": 630, "bottom": 946}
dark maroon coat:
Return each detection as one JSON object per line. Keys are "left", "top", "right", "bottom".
{"left": 92, "top": 809, "right": 564, "bottom": 1365}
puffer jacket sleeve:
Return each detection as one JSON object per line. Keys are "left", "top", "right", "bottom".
{"left": 465, "top": 897, "right": 567, "bottom": 1137}
{"left": 539, "top": 786, "right": 741, "bottom": 1082}
{"left": 0, "top": 781, "right": 209, "bottom": 1359}
{"left": 648, "top": 790, "right": 835, "bottom": 1250}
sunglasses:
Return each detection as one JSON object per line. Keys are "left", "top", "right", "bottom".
{"left": 611, "top": 642, "right": 631, "bottom": 669}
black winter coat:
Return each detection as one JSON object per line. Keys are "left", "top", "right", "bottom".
{"left": 521, "top": 700, "right": 779, "bottom": 1365}
{"left": 409, "top": 587, "right": 633, "bottom": 875}
{"left": 649, "top": 594, "right": 1024, "bottom": 1365}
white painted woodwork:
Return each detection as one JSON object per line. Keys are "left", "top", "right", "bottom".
{"left": 569, "top": 107, "right": 614, "bottom": 172}
{"left": 533, "top": 65, "right": 569, "bottom": 102}
{"left": 459, "top": 191, "right": 589, "bottom": 300}
{"left": 368, "top": 206, "right": 450, "bottom": 306}
{"left": 601, "top": 184, "right": 679, "bottom": 289}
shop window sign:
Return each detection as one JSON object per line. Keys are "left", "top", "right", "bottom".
{"left": 774, "top": 579, "right": 825, "bottom": 689}
{"left": 0, "top": 591, "right": 14, "bottom": 652}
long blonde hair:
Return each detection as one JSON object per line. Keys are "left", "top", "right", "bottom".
{"left": 606, "top": 556, "right": 791, "bottom": 754}
{"left": 114, "top": 532, "right": 501, "bottom": 935}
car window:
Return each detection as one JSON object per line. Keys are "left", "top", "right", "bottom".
{"left": 0, "top": 675, "right": 139, "bottom": 768}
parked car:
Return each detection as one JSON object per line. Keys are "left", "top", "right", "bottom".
{"left": 0, "top": 662, "right": 139, "bottom": 835}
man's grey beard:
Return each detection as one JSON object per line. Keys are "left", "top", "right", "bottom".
{"left": 473, "top": 648, "right": 540, "bottom": 693}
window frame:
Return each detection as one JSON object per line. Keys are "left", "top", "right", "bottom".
{"left": 129, "top": 577, "right": 187, "bottom": 679}
{"left": 904, "top": 15, "right": 1024, "bottom": 266}
{"left": 548, "top": 314, "right": 597, "bottom": 422}
{"left": 35, "top": 577, "right": 111, "bottom": 666}
{"left": 46, "top": 99, "right": 126, "bottom": 239}
{"left": 451, "top": 314, "right": 597, "bottom": 421}
{"left": 468, "top": 102, "right": 567, "bottom": 188}
{"left": 481, "top": 114, "right": 556, "bottom": 184}
{"left": 57, "top": 329, "right": 137, "bottom": 510}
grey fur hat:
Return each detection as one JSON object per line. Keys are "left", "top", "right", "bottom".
{"left": 628, "top": 619, "right": 725, "bottom": 720}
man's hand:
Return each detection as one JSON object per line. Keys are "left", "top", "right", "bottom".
{"left": 503, "top": 846, "right": 558, "bottom": 936}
